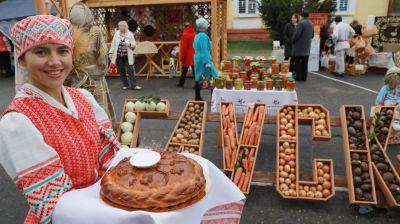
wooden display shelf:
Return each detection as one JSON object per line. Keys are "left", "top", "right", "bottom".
{"left": 163, "top": 101, "right": 207, "bottom": 156}
{"left": 116, "top": 111, "right": 142, "bottom": 148}
{"left": 220, "top": 102, "right": 239, "bottom": 173}
{"left": 230, "top": 103, "right": 266, "bottom": 195}
{"left": 370, "top": 106, "right": 396, "bottom": 152}
{"left": 340, "top": 105, "right": 377, "bottom": 205}
{"left": 276, "top": 105, "right": 335, "bottom": 201}
{"left": 123, "top": 99, "right": 170, "bottom": 118}
{"left": 297, "top": 104, "right": 332, "bottom": 141}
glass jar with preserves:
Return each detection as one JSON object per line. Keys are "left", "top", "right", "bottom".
{"left": 281, "top": 61, "right": 289, "bottom": 73}
{"left": 223, "top": 60, "right": 232, "bottom": 71}
{"left": 286, "top": 78, "right": 296, "bottom": 91}
{"left": 244, "top": 80, "right": 252, "bottom": 90}
{"left": 251, "top": 76, "right": 258, "bottom": 89}
{"left": 225, "top": 79, "right": 233, "bottom": 90}
{"left": 240, "top": 71, "right": 248, "bottom": 81}
{"left": 257, "top": 80, "right": 265, "bottom": 91}
{"left": 272, "top": 63, "right": 279, "bottom": 74}
{"left": 274, "top": 79, "right": 283, "bottom": 91}
{"left": 265, "top": 79, "right": 274, "bottom": 90}
{"left": 234, "top": 78, "right": 244, "bottom": 90}
{"left": 216, "top": 77, "right": 225, "bottom": 89}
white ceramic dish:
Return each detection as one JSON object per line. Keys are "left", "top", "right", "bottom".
{"left": 129, "top": 151, "right": 161, "bottom": 168}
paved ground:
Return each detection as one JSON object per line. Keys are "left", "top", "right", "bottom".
{"left": 1, "top": 71, "right": 400, "bottom": 224}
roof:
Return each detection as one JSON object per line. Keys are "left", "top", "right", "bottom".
{"left": 84, "top": 0, "right": 211, "bottom": 8}
{"left": 0, "top": 0, "right": 56, "bottom": 21}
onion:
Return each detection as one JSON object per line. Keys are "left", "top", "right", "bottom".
{"left": 156, "top": 102, "right": 166, "bottom": 111}
{"left": 323, "top": 173, "right": 331, "bottom": 181}
{"left": 280, "top": 171, "right": 289, "bottom": 178}
{"left": 315, "top": 191, "right": 323, "bottom": 198}
{"left": 307, "top": 191, "right": 315, "bottom": 198}
{"left": 282, "top": 142, "right": 290, "bottom": 149}
{"left": 284, "top": 178, "right": 291, "bottom": 185}
{"left": 299, "top": 190, "right": 307, "bottom": 197}
{"left": 121, "top": 122, "right": 133, "bottom": 133}
{"left": 280, "top": 118, "right": 288, "bottom": 125}
{"left": 121, "top": 132, "right": 133, "bottom": 144}
{"left": 317, "top": 162, "right": 324, "bottom": 169}
{"left": 322, "top": 189, "right": 331, "bottom": 197}
{"left": 124, "top": 112, "right": 137, "bottom": 123}
{"left": 323, "top": 165, "right": 330, "bottom": 173}
{"left": 134, "top": 101, "right": 145, "bottom": 111}
{"left": 323, "top": 181, "right": 331, "bottom": 189}
{"left": 310, "top": 186, "right": 316, "bottom": 192}
{"left": 317, "top": 169, "right": 324, "bottom": 177}
{"left": 279, "top": 177, "right": 285, "bottom": 184}
{"left": 284, "top": 148, "right": 291, "bottom": 155}
{"left": 287, "top": 129, "right": 296, "bottom": 136}
{"left": 125, "top": 101, "right": 135, "bottom": 111}
{"left": 280, "top": 184, "right": 289, "bottom": 191}
{"left": 284, "top": 165, "right": 291, "bottom": 172}
{"left": 317, "top": 185, "right": 323, "bottom": 191}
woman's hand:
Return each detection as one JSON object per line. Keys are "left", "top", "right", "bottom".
{"left": 205, "top": 63, "right": 211, "bottom": 68}
{"left": 108, "top": 53, "right": 113, "bottom": 60}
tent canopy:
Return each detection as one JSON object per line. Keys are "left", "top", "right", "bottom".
{"left": 84, "top": 0, "right": 211, "bottom": 8}
{"left": 0, "top": 0, "right": 56, "bottom": 21}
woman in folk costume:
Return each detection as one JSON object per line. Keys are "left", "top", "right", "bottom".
{"left": 0, "top": 15, "right": 118, "bottom": 223}
{"left": 375, "top": 66, "right": 400, "bottom": 144}
{"left": 193, "top": 18, "right": 218, "bottom": 101}
{"left": 66, "top": 2, "right": 117, "bottom": 128}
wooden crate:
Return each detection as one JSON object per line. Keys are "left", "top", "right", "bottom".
{"left": 276, "top": 105, "right": 335, "bottom": 201}
{"left": 297, "top": 104, "right": 332, "bottom": 141}
{"left": 220, "top": 102, "right": 239, "bottom": 173}
{"left": 370, "top": 106, "right": 396, "bottom": 152}
{"left": 164, "top": 101, "right": 207, "bottom": 156}
{"left": 340, "top": 105, "right": 377, "bottom": 205}
{"left": 230, "top": 103, "right": 266, "bottom": 195}
{"left": 122, "top": 98, "right": 170, "bottom": 119}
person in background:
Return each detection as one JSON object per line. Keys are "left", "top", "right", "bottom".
{"left": 0, "top": 15, "right": 118, "bottom": 223}
{"left": 67, "top": 2, "right": 117, "bottom": 128}
{"left": 282, "top": 13, "right": 299, "bottom": 72}
{"left": 177, "top": 22, "right": 196, "bottom": 87}
{"left": 291, "top": 10, "right": 314, "bottom": 81}
{"left": 0, "top": 32, "right": 12, "bottom": 77}
{"left": 193, "top": 18, "right": 218, "bottom": 101}
{"left": 346, "top": 19, "right": 363, "bottom": 64}
{"left": 109, "top": 21, "right": 142, "bottom": 90}
{"left": 332, "top": 16, "right": 355, "bottom": 77}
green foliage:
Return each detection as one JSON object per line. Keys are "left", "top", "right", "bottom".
{"left": 258, "top": 0, "right": 337, "bottom": 41}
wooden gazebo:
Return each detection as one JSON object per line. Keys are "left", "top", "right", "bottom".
{"left": 34, "top": 0, "right": 228, "bottom": 69}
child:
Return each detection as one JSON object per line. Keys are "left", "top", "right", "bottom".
{"left": 375, "top": 66, "right": 400, "bottom": 143}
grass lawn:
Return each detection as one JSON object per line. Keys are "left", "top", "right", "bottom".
{"left": 228, "top": 40, "right": 272, "bottom": 52}
{"left": 227, "top": 40, "right": 272, "bottom": 57}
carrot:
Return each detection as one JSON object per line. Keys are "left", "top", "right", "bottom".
{"left": 224, "top": 134, "right": 232, "bottom": 149}
{"left": 249, "top": 148, "right": 255, "bottom": 158}
{"left": 233, "top": 167, "right": 243, "bottom": 184}
{"left": 257, "top": 106, "right": 265, "bottom": 124}
{"left": 225, "top": 116, "right": 231, "bottom": 129}
{"left": 228, "top": 128, "right": 236, "bottom": 149}
{"left": 241, "top": 128, "right": 249, "bottom": 144}
{"left": 228, "top": 104, "right": 234, "bottom": 121}
{"left": 224, "top": 104, "right": 229, "bottom": 116}
{"left": 242, "top": 158, "right": 248, "bottom": 173}
{"left": 237, "top": 172, "right": 246, "bottom": 189}
{"left": 225, "top": 148, "right": 231, "bottom": 168}
{"left": 230, "top": 152, "right": 236, "bottom": 169}
{"left": 245, "top": 122, "right": 258, "bottom": 144}
{"left": 245, "top": 108, "right": 254, "bottom": 128}
{"left": 252, "top": 132, "right": 259, "bottom": 145}
{"left": 222, "top": 104, "right": 226, "bottom": 118}
{"left": 230, "top": 122, "right": 235, "bottom": 132}
{"left": 248, "top": 157, "right": 254, "bottom": 172}
{"left": 241, "top": 172, "right": 252, "bottom": 192}
{"left": 252, "top": 106, "right": 260, "bottom": 122}
{"left": 247, "top": 132, "right": 256, "bottom": 145}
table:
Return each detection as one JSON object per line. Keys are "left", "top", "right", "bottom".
{"left": 368, "top": 52, "right": 395, "bottom": 69}
{"left": 211, "top": 88, "right": 298, "bottom": 115}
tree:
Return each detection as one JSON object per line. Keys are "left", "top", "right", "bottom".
{"left": 259, "top": 0, "right": 336, "bottom": 41}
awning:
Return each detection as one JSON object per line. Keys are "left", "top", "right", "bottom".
{"left": 0, "top": 0, "right": 57, "bottom": 39}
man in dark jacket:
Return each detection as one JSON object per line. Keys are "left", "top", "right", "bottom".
{"left": 283, "top": 14, "right": 299, "bottom": 72}
{"left": 291, "top": 11, "right": 314, "bottom": 81}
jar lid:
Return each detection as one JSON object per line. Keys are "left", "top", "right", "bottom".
{"left": 275, "top": 79, "right": 282, "bottom": 84}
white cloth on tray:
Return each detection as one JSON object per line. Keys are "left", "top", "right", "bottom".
{"left": 52, "top": 148, "right": 245, "bottom": 224}
{"left": 211, "top": 88, "right": 298, "bottom": 115}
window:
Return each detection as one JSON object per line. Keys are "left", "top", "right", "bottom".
{"left": 339, "top": 0, "right": 349, "bottom": 11}
{"left": 333, "top": 0, "right": 349, "bottom": 12}
{"left": 238, "top": 0, "right": 258, "bottom": 15}
{"left": 239, "top": 0, "right": 246, "bottom": 14}
{"left": 248, "top": 0, "right": 257, "bottom": 14}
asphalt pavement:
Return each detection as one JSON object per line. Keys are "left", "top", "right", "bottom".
{"left": 0, "top": 71, "right": 399, "bottom": 224}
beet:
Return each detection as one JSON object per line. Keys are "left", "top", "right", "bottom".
{"left": 361, "top": 183, "right": 372, "bottom": 192}
{"left": 354, "top": 120, "right": 363, "bottom": 130}
{"left": 361, "top": 172, "right": 370, "bottom": 179}
{"left": 376, "top": 163, "right": 389, "bottom": 172}
{"left": 383, "top": 172, "right": 395, "bottom": 183}
{"left": 353, "top": 167, "right": 362, "bottom": 176}
{"left": 353, "top": 176, "right": 362, "bottom": 185}
{"left": 352, "top": 112, "right": 361, "bottom": 120}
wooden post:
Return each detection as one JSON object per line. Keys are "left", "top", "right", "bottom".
{"left": 34, "top": 0, "right": 47, "bottom": 15}
{"left": 211, "top": 0, "right": 219, "bottom": 70}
